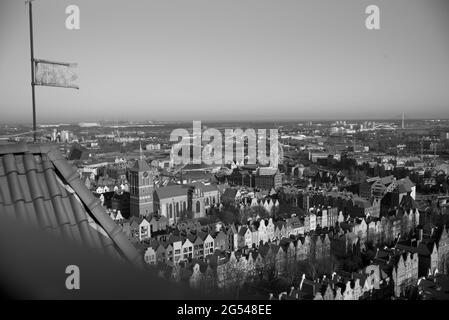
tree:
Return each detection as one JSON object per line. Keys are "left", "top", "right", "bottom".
{"left": 179, "top": 209, "right": 194, "bottom": 222}
{"left": 250, "top": 206, "right": 270, "bottom": 219}
{"left": 218, "top": 210, "right": 235, "bottom": 225}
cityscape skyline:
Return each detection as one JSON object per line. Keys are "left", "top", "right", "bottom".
{"left": 2, "top": 0, "right": 449, "bottom": 302}
{"left": 2, "top": 115, "right": 449, "bottom": 127}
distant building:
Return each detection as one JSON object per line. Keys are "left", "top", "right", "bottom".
{"left": 67, "top": 144, "right": 89, "bottom": 161}
{"left": 254, "top": 167, "right": 282, "bottom": 190}
{"left": 146, "top": 143, "right": 161, "bottom": 151}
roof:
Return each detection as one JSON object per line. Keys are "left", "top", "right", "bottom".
{"left": 182, "top": 163, "right": 217, "bottom": 171}
{"left": 189, "top": 181, "right": 218, "bottom": 193}
{"left": 67, "top": 144, "right": 89, "bottom": 161}
{"left": 155, "top": 184, "right": 190, "bottom": 199}
{"left": 395, "top": 177, "right": 415, "bottom": 194}
{"left": 257, "top": 167, "right": 279, "bottom": 176}
{"left": 0, "top": 143, "right": 142, "bottom": 267}
{"left": 418, "top": 274, "right": 449, "bottom": 300}
{"left": 222, "top": 188, "right": 238, "bottom": 199}
{"left": 400, "top": 193, "right": 418, "bottom": 210}
{"left": 238, "top": 226, "right": 248, "bottom": 236}
{"left": 130, "top": 158, "right": 151, "bottom": 172}
{"left": 129, "top": 215, "right": 145, "bottom": 226}
{"left": 367, "top": 175, "right": 395, "bottom": 186}
{"left": 353, "top": 197, "right": 372, "bottom": 209}
{"left": 182, "top": 170, "right": 213, "bottom": 181}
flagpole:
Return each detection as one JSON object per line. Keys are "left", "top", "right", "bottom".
{"left": 27, "top": 0, "right": 37, "bottom": 142}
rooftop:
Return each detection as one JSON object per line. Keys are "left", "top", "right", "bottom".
{"left": 0, "top": 143, "right": 142, "bottom": 267}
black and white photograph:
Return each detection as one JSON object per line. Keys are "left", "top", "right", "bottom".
{"left": 1, "top": 0, "right": 449, "bottom": 308}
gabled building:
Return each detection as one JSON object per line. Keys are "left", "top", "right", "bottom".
{"left": 237, "top": 226, "right": 252, "bottom": 249}
{"left": 144, "top": 245, "right": 157, "bottom": 265}
{"left": 181, "top": 238, "right": 194, "bottom": 261}
{"left": 128, "top": 216, "right": 151, "bottom": 241}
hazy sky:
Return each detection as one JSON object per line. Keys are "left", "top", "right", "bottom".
{"left": 1, "top": 0, "right": 449, "bottom": 123}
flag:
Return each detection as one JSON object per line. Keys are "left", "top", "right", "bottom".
{"left": 34, "top": 59, "right": 79, "bottom": 89}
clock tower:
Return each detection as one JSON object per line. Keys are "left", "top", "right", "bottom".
{"left": 129, "top": 145, "right": 154, "bottom": 217}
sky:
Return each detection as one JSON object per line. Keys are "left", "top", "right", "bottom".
{"left": 1, "top": 0, "right": 449, "bottom": 124}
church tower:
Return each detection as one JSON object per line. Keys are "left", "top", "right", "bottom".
{"left": 129, "top": 143, "right": 154, "bottom": 217}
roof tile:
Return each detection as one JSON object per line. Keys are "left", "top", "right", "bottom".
{"left": 0, "top": 143, "right": 143, "bottom": 268}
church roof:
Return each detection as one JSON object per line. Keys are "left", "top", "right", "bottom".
{"left": 395, "top": 177, "right": 415, "bottom": 194}
{"left": 155, "top": 184, "right": 190, "bottom": 200}
{"left": 130, "top": 158, "right": 151, "bottom": 172}
{"left": 189, "top": 181, "right": 218, "bottom": 193}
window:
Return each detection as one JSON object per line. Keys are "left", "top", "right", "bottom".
{"left": 196, "top": 201, "right": 200, "bottom": 213}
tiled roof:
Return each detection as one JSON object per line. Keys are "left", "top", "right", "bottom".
{"left": 155, "top": 184, "right": 190, "bottom": 200}
{"left": 130, "top": 159, "right": 151, "bottom": 172}
{"left": 0, "top": 143, "right": 142, "bottom": 267}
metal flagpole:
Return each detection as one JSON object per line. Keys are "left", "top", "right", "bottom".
{"left": 26, "top": 0, "right": 37, "bottom": 142}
